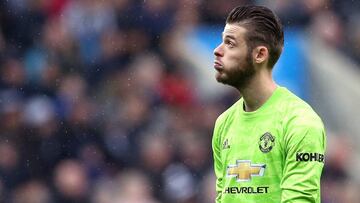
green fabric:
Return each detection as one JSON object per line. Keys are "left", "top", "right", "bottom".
{"left": 212, "top": 86, "right": 326, "bottom": 203}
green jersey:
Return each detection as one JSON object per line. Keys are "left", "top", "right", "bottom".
{"left": 212, "top": 86, "right": 326, "bottom": 203}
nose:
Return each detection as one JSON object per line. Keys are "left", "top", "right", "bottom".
{"left": 213, "top": 43, "right": 224, "bottom": 57}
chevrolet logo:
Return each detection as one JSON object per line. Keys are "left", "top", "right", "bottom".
{"left": 227, "top": 160, "right": 266, "bottom": 182}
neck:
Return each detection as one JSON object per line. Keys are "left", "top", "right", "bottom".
{"left": 237, "top": 70, "right": 277, "bottom": 112}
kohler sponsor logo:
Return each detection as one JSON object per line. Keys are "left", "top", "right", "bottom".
{"left": 296, "top": 152, "right": 324, "bottom": 163}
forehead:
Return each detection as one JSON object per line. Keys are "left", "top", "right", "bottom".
{"left": 222, "top": 24, "right": 247, "bottom": 40}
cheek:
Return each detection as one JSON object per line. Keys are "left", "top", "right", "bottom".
{"left": 225, "top": 52, "right": 246, "bottom": 67}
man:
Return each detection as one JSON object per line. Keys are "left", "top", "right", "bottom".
{"left": 212, "top": 5, "right": 326, "bottom": 203}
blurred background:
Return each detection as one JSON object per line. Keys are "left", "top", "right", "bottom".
{"left": 0, "top": 0, "right": 359, "bottom": 202}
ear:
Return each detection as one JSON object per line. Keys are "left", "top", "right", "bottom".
{"left": 252, "top": 46, "right": 269, "bottom": 65}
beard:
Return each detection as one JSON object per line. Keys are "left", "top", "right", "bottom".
{"left": 215, "top": 53, "right": 256, "bottom": 88}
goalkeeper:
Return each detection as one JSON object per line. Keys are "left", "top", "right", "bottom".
{"left": 212, "top": 5, "right": 326, "bottom": 203}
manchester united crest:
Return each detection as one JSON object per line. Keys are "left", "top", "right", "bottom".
{"left": 259, "top": 132, "right": 275, "bottom": 153}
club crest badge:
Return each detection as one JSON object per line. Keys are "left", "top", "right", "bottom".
{"left": 259, "top": 132, "right": 275, "bottom": 153}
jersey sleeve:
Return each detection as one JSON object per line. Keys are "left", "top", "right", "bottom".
{"left": 212, "top": 117, "right": 224, "bottom": 203}
{"left": 281, "top": 116, "right": 326, "bottom": 203}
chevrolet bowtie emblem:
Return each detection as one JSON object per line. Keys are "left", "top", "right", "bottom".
{"left": 227, "top": 160, "right": 266, "bottom": 182}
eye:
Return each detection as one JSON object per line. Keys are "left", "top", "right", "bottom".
{"left": 225, "top": 40, "right": 235, "bottom": 48}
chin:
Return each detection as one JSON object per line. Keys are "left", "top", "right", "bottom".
{"left": 215, "top": 73, "right": 225, "bottom": 83}
{"left": 215, "top": 75, "right": 229, "bottom": 85}
{"left": 216, "top": 75, "right": 239, "bottom": 87}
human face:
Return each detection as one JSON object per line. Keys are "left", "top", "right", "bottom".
{"left": 213, "top": 24, "right": 255, "bottom": 87}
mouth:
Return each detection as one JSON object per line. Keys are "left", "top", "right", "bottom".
{"left": 214, "top": 61, "right": 223, "bottom": 71}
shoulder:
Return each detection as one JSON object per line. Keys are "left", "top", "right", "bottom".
{"left": 213, "top": 98, "right": 242, "bottom": 141}
{"left": 283, "top": 91, "right": 323, "bottom": 129}
{"left": 278, "top": 89, "right": 325, "bottom": 146}
{"left": 215, "top": 98, "right": 242, "bottom": 127}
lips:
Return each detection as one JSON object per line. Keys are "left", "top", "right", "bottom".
{"left": 214, "top": 60, "right": 223, "bottom": 71}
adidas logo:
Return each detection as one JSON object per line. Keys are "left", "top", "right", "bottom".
{"left": 223, "top": 138, "right": 230, "bottom": 149}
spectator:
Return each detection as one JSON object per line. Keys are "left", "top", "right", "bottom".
{"left": 53, "top": 159, "right": 90, "bottom": 203}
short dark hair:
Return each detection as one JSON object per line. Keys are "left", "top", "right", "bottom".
{"left": 226, "top": 5, "right": 284, "bottom": 68}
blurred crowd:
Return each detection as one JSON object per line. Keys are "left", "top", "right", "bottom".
{"left": 0, "top": 0, "right": 359, "bottom": 203}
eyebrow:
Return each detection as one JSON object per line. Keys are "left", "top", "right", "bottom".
{"left": 222, "top": 33, "right": 236, "bottom": 41}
